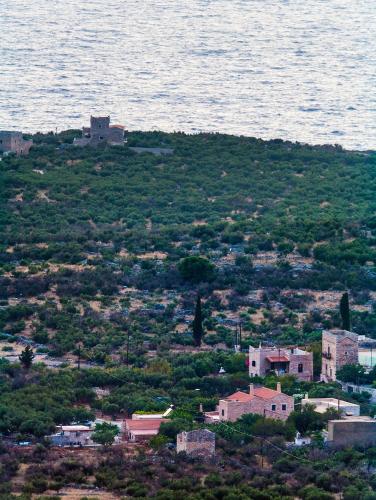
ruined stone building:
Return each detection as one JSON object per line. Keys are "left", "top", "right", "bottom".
{"left": 176, "top": 429, "right": 215, "bottom": 458}
{"left": 249, "top": 344, "right": 313, "bottom": 381}
{"left": 204, "top": 383, "right": 294, "bottom": 423}
{"left": 320, "top": 329, "right": 359, "bottom": 382}
{"left": 73, "top": 116, "right": 125, "bottom": 147}
{"left": 0, "top": 131, "right": 33, "bottom": 155}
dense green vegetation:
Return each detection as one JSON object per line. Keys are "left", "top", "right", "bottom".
{"left": 1, "top": 132, "right": 376, "bottom": 256}
{"left": 0, "top": 132, "right": 376, "bottom": 498}
{"left": 0, "top": 353, "right": 375, "bottom": 498}
{"left": 0, "top": 131, "right": 375, "bottom": 359}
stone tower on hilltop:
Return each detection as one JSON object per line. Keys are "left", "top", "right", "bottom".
{"left": 73, "top": 115, "right": 125, "bottom": 147}
{"left": 320, "top": 329, "right": 358, "bottom": 382}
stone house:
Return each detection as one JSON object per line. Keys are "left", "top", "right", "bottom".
{"left": 74, "top": 116, "right": 125, "bottom": 147}
{"left": 249, "top": 344, "right": 313, "bottom": 381}
{"left": 176, "top": 429, "right": 215, "bottom": 458}
{"left": 320, "top": 329, "right": 359, "bottom": 382}
{"left": 0, "top": 131, "right": 33, "bottom": 156}
{"left": 205, "top": 383, "right": 294, "bottom": 423}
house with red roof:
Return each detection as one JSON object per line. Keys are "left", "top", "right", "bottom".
{"left": 124, "top": 416, "right": 168, "bottom": 442}
{"left": 204, "top": 383, "right": 294, "bottom": 423}
{"left": 249, "top": 345, "right": 313, "bottom": 381}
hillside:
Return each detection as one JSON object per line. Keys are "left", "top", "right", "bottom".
{"left": 1, "top": 132, "right": 376, "bottom": 499}
{"left": 0, "top": 132, "right": 376, "bottom": 363}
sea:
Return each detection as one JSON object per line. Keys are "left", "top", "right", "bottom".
{"left": 0, "top": 0, "right": 375, "bottom": 150}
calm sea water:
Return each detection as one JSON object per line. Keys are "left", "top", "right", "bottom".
{"left": 0, "top": 0, "right": 375, "bottom": 149}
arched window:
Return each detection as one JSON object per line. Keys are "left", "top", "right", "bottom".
{"left": 298, "top": 363, "right": 303, "bottom": 373}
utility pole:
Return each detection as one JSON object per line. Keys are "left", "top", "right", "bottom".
{"left": 261, "top": 408, "right": 266, "bottom": 469}
{"left": 126, "top": 327, "right": 130, "bottom": 366}
{"left": 77, "top": 341, "right": 83, "bottom": 371}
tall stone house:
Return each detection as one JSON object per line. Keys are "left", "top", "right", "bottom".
{"left": 205, "top": 383, "right": 294, "bottom": 422}
{"left": 74, "top": 116, "right": 125, "bottom": 147}
{"left": 320, "top": 329, "right": 359, "bottom": 382}
{"left": 0, "top": 131, "right": 33, "bottom": 155}
{"left": 249, "top": 344, "right": 313, "bottom": 381}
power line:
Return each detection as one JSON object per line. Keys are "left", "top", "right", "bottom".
{"left": 218, "top": 421, "right": 324, "bottom": 466}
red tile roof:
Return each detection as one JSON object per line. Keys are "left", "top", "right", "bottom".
{"left": 125, "top": 418, "right": 168, "bottom": 431}
{"left": 110, "top": 124, "right": 125, "bottom": 129}
{"left": 226, "top": 391, "right": 253, "bottom": 402}
{"left": 225, "top": 387, "right": 281, "bottom": 402}
{"left": 254, "top": 387, "right": 281, "bottom": 399}
{"left": 266, "top": 355, "right": 289, "bottom": 363}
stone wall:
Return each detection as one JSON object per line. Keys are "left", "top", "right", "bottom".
{"left": 249, "top": 346, "right": 313, "bottom": 381}
{"left": 219, "top": 393, "right": 294, "bottom": 422}
{"left": 289, "top": 352, "right": 313, "bottom": 381}
{"left": 249, "top": 347, "right": 263, "bottom": 377}
{"left": 328, "top": 419, "right": 376, "bottom": 447}
{"left": 321, "top": 330, "right": 358, "bottom": 382}
{"left": 219, "top": 400, "right": 250, "bottom": 422}
{"left": 177, "top": 429, "right": 215, "bottom": 457}
{"left": 0, "top": 131, "right": 32, "bottom": 155}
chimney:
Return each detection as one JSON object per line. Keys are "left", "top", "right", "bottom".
{"left": 249, "top": 384, "right": 254, "bottom": 396}
{"left": 276, "top": 382, "right": 281, "bottom": 393}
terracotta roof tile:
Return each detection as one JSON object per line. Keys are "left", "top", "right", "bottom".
{"left": 225, "top": 391, "right": 253, "bottom": 402}
{"left": 225, "top": 387, "right": 282, "bottom": 402}
{"left": 254, "top": 387, "right": 280, "bottom": 399}
{"left": 125, "top": 418, "right": 168, "bottom": 431}
{"left": 266, "top": 355, "right": 289, "bottom": 363}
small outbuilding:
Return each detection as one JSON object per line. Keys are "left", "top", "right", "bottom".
{"left": 302, "top": 396, "right": 360, "bottom": 416}
{"left": 327, "top": 416, "right": 376, "bottom": 447}
{"left": 176, "top": 429, "right": 215, "bottom": 458}
{"left": 124, "top": 418, "right": 168, "bottom": 442}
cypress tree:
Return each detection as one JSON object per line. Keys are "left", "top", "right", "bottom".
{"left": 19, "top": 345, "right": 35, "bottom": 370}
{"left": 193, "top": 294, "right": 204, "bottom": 347}
{"left": 340, "top": 292, "right": 351, "bottom": 331}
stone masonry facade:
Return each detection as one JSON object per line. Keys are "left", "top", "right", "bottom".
{"left": 74, "top": 116, "right": 125, "bottom": 147}
{"left": 320, "top": 329, "right": 359, "bottom": 382}
{"left": 217, "top": 383, "right": 294, "bottom": 422}
{"left": 249, "top": 345, "right": 313, "bottom": 382}
{"left": 328, "top": 418, "right": 376, "bottom": 447}
{"left": 176, "top": 429, "right": 215, "bottom": 458}
{"left": 0, "top": 131, "right": 33, "bottom": 156}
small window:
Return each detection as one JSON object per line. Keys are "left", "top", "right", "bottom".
{"left": 282, "top": 404, "right": 287, "bottom": 411}
{"left": 298, "top": 363, "right": 303, "bottom": 373}
{"left": 252, "top": 360, "right": 256, "bottom": 367}
{"left": 221, "top": 409, "right": 224, "bottom": 417}
{"left": 271, "top": 404, "right": 276, "bottom": 411}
